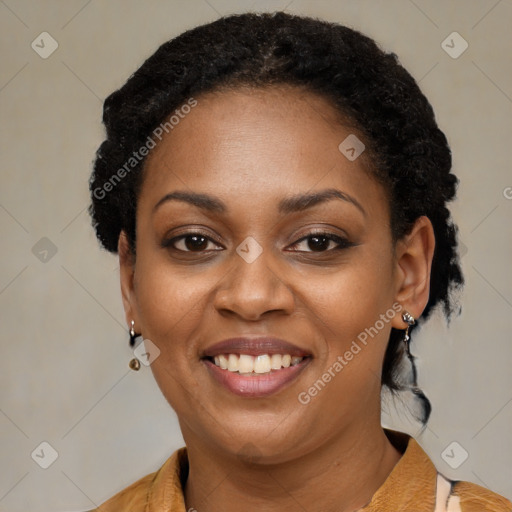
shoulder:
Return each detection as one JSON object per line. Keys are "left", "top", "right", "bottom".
{"left": 88, "top": 448, "right": 187, "bottom": 512}
{"left": 450, "top": 479, "right": 512, "bottom": 512}
{"left": 382, "top": 431, "right": 511, "bottom": 512}
{"left": 90, "top": 469, "right": 157, "bottom": 512}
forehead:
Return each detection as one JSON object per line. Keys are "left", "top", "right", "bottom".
{"left": 139, "top": 86, "right": 384, "bottom": 217}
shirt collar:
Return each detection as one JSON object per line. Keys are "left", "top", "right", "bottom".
{"left": 361, "top": 429, "right": 438, "bottom": 511}
{"left": 147, "top": 429, "right": 438, "bottom": 511}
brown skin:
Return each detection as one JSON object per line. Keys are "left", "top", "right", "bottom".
{"left": 119, "top": 86, "right": 435, "bottom": 512}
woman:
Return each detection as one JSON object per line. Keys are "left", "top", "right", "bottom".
{"left": 88, "top": 11, "right": 511, "bottom": 512}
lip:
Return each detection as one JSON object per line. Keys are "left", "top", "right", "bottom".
{"left": 202, "top": 337, "right": 311, "bottom": 358}
{"left": 201, "top": 337, "right": 312, "bottom": 398}
{"left": 203, "top": 357, "right": 311, "bottom": 397}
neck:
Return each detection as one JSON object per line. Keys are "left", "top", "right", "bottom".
{"left": 183, "top": 423, "right": 403, "bottom": 512}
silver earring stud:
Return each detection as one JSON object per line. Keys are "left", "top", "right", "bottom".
{"left": 402, "top": 311, "right": 415, "bottom": 356}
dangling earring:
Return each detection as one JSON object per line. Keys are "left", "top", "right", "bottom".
{"left": 400, "top": 310, "right": 431, "bottom": 425}
{"left": 129, "top": 320, "right": 141, "bottom": 371}
{"left": 401, "top": 311, "right": 415, "bottom": 357}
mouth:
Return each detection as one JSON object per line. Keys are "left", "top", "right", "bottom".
{"left": 201, "top": 337, "right": 312, "bottom": 397}
{"left": 206, "top": 353, "right": 306, "bottom": 374}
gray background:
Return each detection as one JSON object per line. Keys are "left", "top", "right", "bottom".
{"left": 0, "top": 1, "right": 511, "bottom": 510}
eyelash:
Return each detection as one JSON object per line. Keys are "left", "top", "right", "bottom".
{"left": 162, "top": 230, "right": 353, "bottom": 254}
{"left": 288, "top": 232, "right": 353, "bottom": 252}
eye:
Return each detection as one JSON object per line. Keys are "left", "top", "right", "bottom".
{"left": 163, "top": 232, "right": 223, "bottom": 252}
{"left": 287, "top": 232, "right": 353, "bottom": 253}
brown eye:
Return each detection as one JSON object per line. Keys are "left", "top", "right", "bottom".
{"left": 307, "top": 235, "right": 331, "bottom": 252}
{"left": 183, "top": 234, "right": 209, "bottom": 251}
{"left": 288, "top": 232, "right": 353, "bottom": 253}
{"left": 163, "top": 233, "right": 222, "bottom": 253}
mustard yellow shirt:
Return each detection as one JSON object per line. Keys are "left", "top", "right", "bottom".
{"left": 91, "top": 430, "right": 511, "bottom": 511}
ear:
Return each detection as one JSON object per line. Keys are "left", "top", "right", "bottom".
{"left": 119, "top": 231, "right": 139, "bottom": 330}
{"left": 391, "top": 216, "right": 436, "bottom": 330}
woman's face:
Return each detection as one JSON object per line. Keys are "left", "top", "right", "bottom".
{"left": 120, "top": 86, "right": 422, "bottom": 463}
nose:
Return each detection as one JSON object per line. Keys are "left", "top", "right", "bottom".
{"left": 213, "top": 246, "right": 295, "bottom": 321}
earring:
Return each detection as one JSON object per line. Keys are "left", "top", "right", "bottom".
{"left": 129, "top": 320, "right": 141, "bottom": 371}
{"left": 129, "top": 357, "right": 141, "bottom": 371}
{"left": 402, "top": 311, "right": 415, "bottom": 357}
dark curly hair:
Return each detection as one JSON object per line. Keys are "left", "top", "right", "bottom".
{"left": 89, "top": 11, "right": 464, "bottom": 424}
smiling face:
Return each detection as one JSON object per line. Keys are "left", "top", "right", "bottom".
{"left": 119, "top": 85, "right": 432, "bottom": 464}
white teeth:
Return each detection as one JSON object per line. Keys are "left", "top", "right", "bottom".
{"left": 254, "top": 355, "right": 271, "bottom": 373}
{"left": 228, "top": 354, "right": 238, "bottom": 371}
{"left": 270, "top": 354, "right": 282, "bottom": 370}
{"left": 212, "top": 353, "right": 304, "bottom": 374}
{"left": 238, "top": 354, "right": 254, "bottom": 373}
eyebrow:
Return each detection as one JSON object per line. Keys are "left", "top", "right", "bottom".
{"left": 153, "top": 188, "right": 366, "bottom": 217}
{"left": 278, "top": 188, "right": 366, "bottom": 217}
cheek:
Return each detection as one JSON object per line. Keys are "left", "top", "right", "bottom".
{"left": 300, "top": 251, "right": 396, "bottom": 411}
{"left": 294, "top": 258, "right": 396, "bottom": 425}
{"left": 304, "top": 248, "right": 394, "bottom": 337}
{"left": 134, "top": 256, "right": 214, "bottom": 347}
{"left": 132, "top": 255, "right": 216, "bottom": 410}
